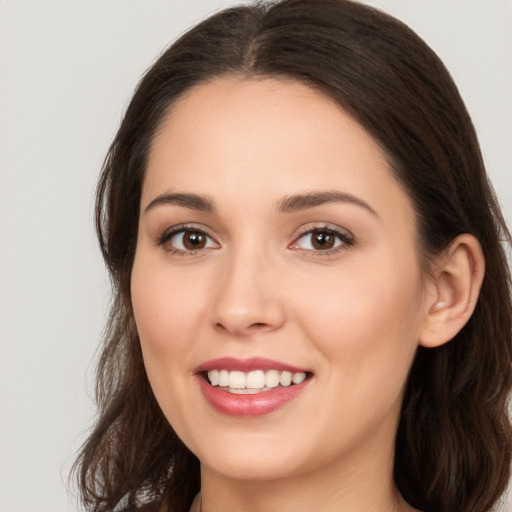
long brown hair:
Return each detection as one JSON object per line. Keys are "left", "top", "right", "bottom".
{"left": 73, "top": 1, "right": 512, "bottom": 511}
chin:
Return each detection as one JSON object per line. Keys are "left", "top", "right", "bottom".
{"left": 200, "top": 447, "right": 308, "bottom": 482}
{"left": 179, "top": 420, "right": 313, "bottom": 481}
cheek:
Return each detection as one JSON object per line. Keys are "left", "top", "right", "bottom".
{"left": 295, "top": 253, "right": 424, "bottom": 385}
{"left": 131, "top": 256, "right": 204, "bottom": 353}
{"left": 131, "top": 277, "right": 171, "bottom": 359}
{"left": 130, "top": 256, "right": 206, "bottom": 435}
{"left": 130, "top": 255, "right": 200, "bottom": 407}
{"left": 292, "top": 259, "right": 423, "bottom": 446}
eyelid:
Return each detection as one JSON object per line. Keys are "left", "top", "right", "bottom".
{"left": 156, "top": 223, "right": 220, "bottom": 255}
{"left": 154, "top": 222, "right": 354, "bottom": 256}
{"left": 289, "top": 223, "right": 355, "bottom": 254}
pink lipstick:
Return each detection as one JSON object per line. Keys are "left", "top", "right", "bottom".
{"left": 195, "top": 357, "right": 311, "bottom": 417}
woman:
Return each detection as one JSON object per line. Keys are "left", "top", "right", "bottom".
{"left": 73, "top": 1, "right": 512, "bottom": 511}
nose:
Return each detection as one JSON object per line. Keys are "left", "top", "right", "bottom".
{"left": 209, "top": 246, "right": 286, "bottom": 336}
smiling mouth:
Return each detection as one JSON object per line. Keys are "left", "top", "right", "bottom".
{"left": 205, "top": 369, "right": 309, "bottom": 394}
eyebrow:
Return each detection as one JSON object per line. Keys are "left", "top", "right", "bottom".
{"left": 277, "top": 191, "right": 378, "bottom": 216}
{"left": 143, "top": 190, "right": 377, "bottom": 217}
{"left": 144, "top": 193, "right": 215, "bottom": 213}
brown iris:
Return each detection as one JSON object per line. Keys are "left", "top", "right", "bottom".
{"left": 182, "top": 231, "right": 207, "bottom": 250}
{"left": 311, "top": 230, "right": 336, "bottom": 250}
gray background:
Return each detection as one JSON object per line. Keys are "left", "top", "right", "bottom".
{"left": 1, "top": 1, "right": 511, "bottom": 511}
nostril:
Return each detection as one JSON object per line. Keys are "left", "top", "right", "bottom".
{"left": 210, "top": 298, "right": 286, "bottom": 335}
{"left": 246, "top": 322, "right": 275, "bottom": 332}
{"left": 250, "top": 322, "right": 267, "bottom": 328}
{"left": 214, "top": 320, "right": 273, "bottom": 334}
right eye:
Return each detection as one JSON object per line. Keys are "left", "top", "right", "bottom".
{"left": 159, "top": 228, "right": 218, "bottom": 254}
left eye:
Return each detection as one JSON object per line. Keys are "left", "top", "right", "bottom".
{"left": 167, "top": 229, "right": 217, "bottom": 251}
{"left": 292, "top": 228, "right": 347, "bottom": 251}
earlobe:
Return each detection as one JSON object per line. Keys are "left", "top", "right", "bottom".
{"left": 419, "top": 234, "right": 485, "bottom": 348}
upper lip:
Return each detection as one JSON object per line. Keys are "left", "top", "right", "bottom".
{"left": 195, "top": 357, "right": 310, "bottom": 374}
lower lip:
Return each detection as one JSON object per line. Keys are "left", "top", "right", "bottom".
{"left": 197, "top": 376, "right": 310, "bottom": 417}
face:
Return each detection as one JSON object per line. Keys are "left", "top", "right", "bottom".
{"left": 131, "top": 78, "right": 430, "bottom": 483}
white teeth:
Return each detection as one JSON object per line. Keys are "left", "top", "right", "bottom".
{"left": 218, "top": 369, "right": 229, "bottom": 387}
{"left": 292, "top": 372, "right": 306, "bottom": 384}
{"left": 246, "top": 370, "right": 265, "bottom": 389}
{"left": 209, "top": 369, "right": 219, "bottom": 386}
{"left": 207, "top": 369, "right": 308, "bottom": 392}
{"left": 228, "top": 370, "right": 246, "bottom": 389}
{"left": 280, "top": 371, "right": 292, "bottom": 386}
{"left": 265, "top": 370, "right": 280, "bottom": 388}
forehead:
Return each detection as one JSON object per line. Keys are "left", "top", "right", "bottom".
{"left": 143, "top": 77, "right": 415, "bottom": 230}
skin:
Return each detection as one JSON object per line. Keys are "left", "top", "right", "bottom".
{"left": 131, "top": 77, "right": 441, "bottom": 512}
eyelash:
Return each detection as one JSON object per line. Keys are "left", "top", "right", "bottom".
{"left": 156, "top": 224, "right": 217, "bottom": 256}
{"left": 156, "top": 224, "right": 355, "bottom": 257}
{"left": 290, "top": 225, "right": 355, "bottom": 256}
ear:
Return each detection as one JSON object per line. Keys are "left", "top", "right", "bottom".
{"left": 419, "top": 234, "right": 485, "bottom": 348}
